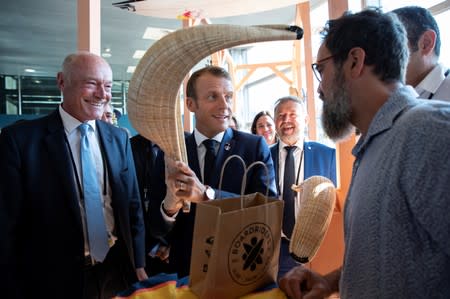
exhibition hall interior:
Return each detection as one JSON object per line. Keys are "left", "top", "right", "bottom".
{"left": 1, "top": 0, "right": 449, "bottom": 297}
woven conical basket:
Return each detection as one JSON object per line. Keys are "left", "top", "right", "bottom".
{"left": 289, "top": 175, "right": 336, "bottom": 263}
{"left": 127, "top": 24, "right": 303, "bottom": 162}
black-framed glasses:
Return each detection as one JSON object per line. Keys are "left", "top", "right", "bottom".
{"left": 311, "top": 55, "right": 335, "bottom": 82}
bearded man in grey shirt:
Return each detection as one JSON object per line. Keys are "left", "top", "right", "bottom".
{"left": 279, "top": 8, "right": 450, "bottom": 299}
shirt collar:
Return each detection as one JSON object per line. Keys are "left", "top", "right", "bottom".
{"left": 353, "top": 85, "right": 417, "bottom": 157}
{"left": 59, "top": 104, "right": 97, "bottom": 135}
{"left": 416, "top": 64, "right": 447, "bottom": 95}
{"left": 194, "top": 129, "right": 224, "bottom": 147}
{"left": 279, "top": 139, "right": 304, "bottom": 152}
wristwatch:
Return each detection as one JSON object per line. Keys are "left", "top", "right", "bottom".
{"left": 204, "top": 185, "right": 215, "bottom": 201}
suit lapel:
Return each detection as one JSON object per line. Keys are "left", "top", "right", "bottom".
{"left": 303, "top": 141, "right": 312, "bottom": 179}
{"left": 186, "top": 133, "right": 201, "bottom": 179}
{"left": 96, "top": 121, "right": 119, "bottom": 190}
{"left": 271, "top": 142, "right": 280, "bottom": 194}
{"left": 210, "top": 128, "right": 235, "bottom": 187}
{"left": 44, "top": 110, "right": 82, "bottom": 228}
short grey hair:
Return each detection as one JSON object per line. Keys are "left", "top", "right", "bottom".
{"left": 273, "top": 96, "right": 307, "bottom": 117}
{"left": 60, "top": 51, "right": 105, "bottom": 84}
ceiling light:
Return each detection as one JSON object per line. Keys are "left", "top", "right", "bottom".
{"left": 24, "top": 68, "right": 36, "bottom": 73}
{"left": 142, "top": 27, "right": 173, "bottom": 40}
{"left": 102, "top": 47, "right": 112, "bottom": 58}
{"left": 133, "top": 50, "right": 146, "bottom": 59}
{"left": 127, "top": 66, "right": 136, "bottom": 73}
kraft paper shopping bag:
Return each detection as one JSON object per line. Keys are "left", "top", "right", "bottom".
{"left": 189, "top": 156, "right": 283, "bottom": 299}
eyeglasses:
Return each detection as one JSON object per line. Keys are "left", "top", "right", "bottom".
{"left": 311, "top": 55, "right": 335, "bottom": 82}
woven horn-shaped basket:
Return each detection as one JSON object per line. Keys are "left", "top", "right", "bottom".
{"left": 127, "top": 24, "right": 303, "bottom": 162}
{"left": 289, "top": 175, "right": 336, "bottom": 263}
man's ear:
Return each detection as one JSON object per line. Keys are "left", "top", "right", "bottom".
{"left": 419, "top": 29, "right": 436, "bottom": 56}
{"left": 186, "top": 97, "right": 196, "bottom": 113}
{"left": 348, "top": 47, "right": 366, "bottom": 78}
{"left": 56, "top": 72, "right": 64, "bottom": 89}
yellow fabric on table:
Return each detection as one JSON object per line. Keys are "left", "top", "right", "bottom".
{"left": 114, "top": 278, "right": 287, "bottom": 299}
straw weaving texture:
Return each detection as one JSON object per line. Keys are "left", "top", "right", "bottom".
{"left": 128, "top": 24, "right": 302, "bottom": 162}
{"left": 289, "top": 176, "right": 336, "bottom": 263}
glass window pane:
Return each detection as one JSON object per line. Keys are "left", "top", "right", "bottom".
{"left": 435, "top": 10, "right": 450, "bottom": 67}
{"left": 0, "top": 75, "right": 19, "bottom": 115}
{"left": 20, "top": 76, "right": 61, "bottom": 115}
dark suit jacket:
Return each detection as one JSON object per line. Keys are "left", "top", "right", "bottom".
{"left": 271, "top": 141, "right": 336, "bottom": 278}
{"left": 130, "top": 134, "right": 175, "bottom": 275}
{"left": 149, "top": 128, "right": 277, "bottom": 277}
{"left": 130, "top": 135, "right": 160, "bottom": 233}
{"left": 270, "top": 141, "right": 337, "bottom": 192}
{"left": 0, "top": 110, "right": 145, "bottom": 298}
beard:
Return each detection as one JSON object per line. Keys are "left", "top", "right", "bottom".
{"left": 321, "top": 72, "right": 354, "bottom": 141}
{"left": 279, "top": 125, "right": 301, "bottom": 145}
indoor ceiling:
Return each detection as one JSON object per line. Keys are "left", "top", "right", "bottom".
{"left": 0, "top": 0, "right": 324, "bottom": 82}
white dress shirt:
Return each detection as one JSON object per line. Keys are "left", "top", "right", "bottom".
{"left": 193, "top": 129, "right": 224, "bottom": 183}
{"left": 415, "top": 63, "right": 449, "bottom": 99}
{"left": 278, "top": 139, "right": 304, "bottom": 223}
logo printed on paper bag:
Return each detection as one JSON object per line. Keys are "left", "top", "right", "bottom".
{"left": 228, "top": 223, "right": 274, "bottom": 285}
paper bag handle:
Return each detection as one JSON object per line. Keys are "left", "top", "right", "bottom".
{"left": 218, "top": 155, "right": 246, "bottom": 200}
{"left": 242, "top": 160, "right": 270, "bottom": 197}
{"left": 218, "top": 155, "right": 270, "bottom": 209}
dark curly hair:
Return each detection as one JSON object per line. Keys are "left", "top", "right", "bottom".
{"left": 321, "top": 8, "right": 408, "bottom": 83}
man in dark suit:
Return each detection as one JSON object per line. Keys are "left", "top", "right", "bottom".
{"left": 130, "top": 134, "right": 174, "bottom": 275}
{"left": 270, "top": 96, "right": 336, "bottom": 278}
{"left": 0, "top": 52, "right": 147, "bottom": 299}
{"left": 148, "top": 66, "right": 277, "bottom": 278}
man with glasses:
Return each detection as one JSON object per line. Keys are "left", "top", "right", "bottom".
{"left": 279, "top": 8, "right": 450, "bottom": 298}
{"left": 312, "top": 55, "right": 335, "bottom": 83}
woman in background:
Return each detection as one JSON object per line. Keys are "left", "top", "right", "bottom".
{"left": 251, "top": 111, "right": 277, "bottom": 145}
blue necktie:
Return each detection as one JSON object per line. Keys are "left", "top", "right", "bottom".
{"left": 283, "top": 146, "right": 297, "bottom": 238}
{"left": 78, "top": 123, "right": 109, "bottom": 262}
{"left": 203, "top": 139, "right": 217, "bottom": 186}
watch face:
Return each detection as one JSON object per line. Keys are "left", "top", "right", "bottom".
{"left": 206, "top": 187, "right": 215, "bottom": 200}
